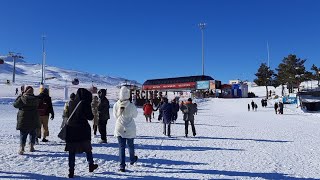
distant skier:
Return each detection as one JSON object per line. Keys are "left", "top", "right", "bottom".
{"left": 254, "top": 103, "right": 258, "bottom": 111}
{"left": 248, "top": 104, "right": 250, "bottom": 111}
{"left": 15, "top": 88, "right": 19, "bottom": 95}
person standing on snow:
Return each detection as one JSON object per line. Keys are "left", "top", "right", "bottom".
{"left": 15, "top": 88, "right": 19, "bottom": 95}
{"left": 181, "top": 98, "right": 197, "bottom": 137}
{"left": 65, "top": 88, "right": 98, "bottom": 178}
{"left": 143, "top": 100, "right": 153, "bottom": 122}
{"left": 37, "top": 88, "right": 54, "bottom": 142}
{"left": 159, "top": 97, "right": 173, "bottom": 137}
{"left": 274, "top": 102, "right": 279, "bottom": 114}
{"left": 61, "top": 93, "right": 76, "bottom": 128}
{"left": 251, "top": 100, "right": 255, "bottom": 111}
{"left": 113, "top": 86, "right": 138, "bottom": 172}
{"left": 97, "top": 89, "right": 110, "bottom": 143}
{"left": 171, "top": 99, "right": 180, "bottom": 123}
{"left": 248, "top": 103, "right": 250, "bottom": 111}
{"left": 91, "top": 95, "right": 99, "bottom": 135}
{"left": 279, "top": 102, "right": 284, "bottom": 114}
{"left": 13, "top": 86, "right": 40, "bottom": 155}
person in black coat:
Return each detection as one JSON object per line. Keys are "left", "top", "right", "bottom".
{"left": 65, "top": 88, "right": 98, "bottom": 178}
{"left": 159, "top": 98, "right": 173, "bottom": 137}
{"left": 274, "top": 102, "right": 279, "bottom": 114}
{"left": 279, "top": 102, "right": 284, "bottom": 114}
{"left": 171, "top": 99, "right": 179, "bottom": 123}
{"left": 97, "top": 89, "right": 110, "bottom": 143}
{"left": 251, "top": 100, "right": 255, "bottom": 111}
{"left": 13, "top": 86, "right": 40, "bottom": 155}
{"left": 37, "top": 88, "right": 54, "bottom": 142}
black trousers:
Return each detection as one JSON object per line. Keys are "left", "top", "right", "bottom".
{"left": 163, "top": 123, "right": 171, "bottom": 136}
{"left": 98, "top": 120, "right": 108, "bottom": 141}
{"left": 185, "top": 120, "right": 196, "bottom": 136}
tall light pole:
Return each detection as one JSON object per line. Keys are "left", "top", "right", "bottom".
{"left": 8, "top": 52, "right": 24, "bottom": 83}
{"left": 198, "top": 22, "right": 206, "bottom": 76}
{"left": 41, "top": 35, "right": 46, "bottom": 85}
{"left": 267, "top": 41, "right": 270, "bottom": 68}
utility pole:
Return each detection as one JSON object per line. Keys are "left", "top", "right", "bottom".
{"left": 198, "top": 22, "right": 206, "bottom": 76}
{"left": 8, "top": 52, "right": 24, "bottom": 83}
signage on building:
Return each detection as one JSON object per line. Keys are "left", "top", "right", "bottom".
{"left": 196, "top": 81, "right": 210, "bottom": 90}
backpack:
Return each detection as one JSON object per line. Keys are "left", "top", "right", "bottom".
{"left": 38, "top": 98, "right": 49, "bottom": 116}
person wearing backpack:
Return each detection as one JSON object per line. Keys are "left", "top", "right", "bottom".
{"left": 143, "top": 100, "right": 153, "bottom": 122}
{"left": 37, "top": 88, "right": 54, "bottom": 142}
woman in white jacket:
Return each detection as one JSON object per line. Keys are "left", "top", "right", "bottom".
{"left": 113, "top": 86, "right": 138, "bottom": 172}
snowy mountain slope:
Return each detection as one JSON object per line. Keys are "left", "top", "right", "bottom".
{"left": 0, "top": 60, "right": 140, "bottom": 87}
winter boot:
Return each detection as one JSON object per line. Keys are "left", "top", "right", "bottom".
{"left": 130, "top": 156, "right": 138, "bottom": 165}
{"left": 30, "top": 144, "right": 35, "bottom": 152}
{"left": 89, "top": 164, "right": 98, "bottom": 172}
{"left": 18, "top": 144, "right": 25, "bottom": 155}
{"left": 68, "top": 168, "right": 74, "bottom": 178}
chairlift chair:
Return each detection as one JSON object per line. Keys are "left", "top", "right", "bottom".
{"left": 72, "top": 78, "right": 79, "bottom": 85}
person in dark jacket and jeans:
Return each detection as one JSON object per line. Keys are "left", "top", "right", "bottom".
{"left": 65, "top": 88, "right": 98, "bottom": 178}
{"left": 37, "top": 88, "right": 54, "bottom": 142}
{"left": 97, "top": 89, "right": 110, "bottom": 143}
{"left": 13, "top": 86, "right": 40, "bottom": 155}
{"left": 180, "top": 98, "right": 197, "bottom": 137}
{"left": 160, "top": 98, "right": 173, "bottom": 137}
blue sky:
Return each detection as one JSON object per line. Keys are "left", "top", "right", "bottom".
{"left": 1, "top": 0, "right": 319, "bottom": 84}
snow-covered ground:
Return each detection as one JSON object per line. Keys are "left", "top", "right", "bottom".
{"left": 2, "top": 59, "right": 320, "bottom": 179}
{"left": 1, "top": 94, "right": 320, "bottom": 179}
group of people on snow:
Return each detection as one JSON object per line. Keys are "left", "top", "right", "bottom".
{"left": 248, "top": 100, "right": 258, "bottom": 111}
{"left": 13, "top": 86, "right": 55, "bottom": 156}
{"left": 13, "top": 85, "right": 198, "bottom": 178}
{"left": 143, "top": 97, "right": 197, "bottom": 137}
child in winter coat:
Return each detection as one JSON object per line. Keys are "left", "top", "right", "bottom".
{"left": 113, "top": 86, "right": 138, "bottom": 172}
{"left": 143, "top": 100, "right": 153, "bottom": 122}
